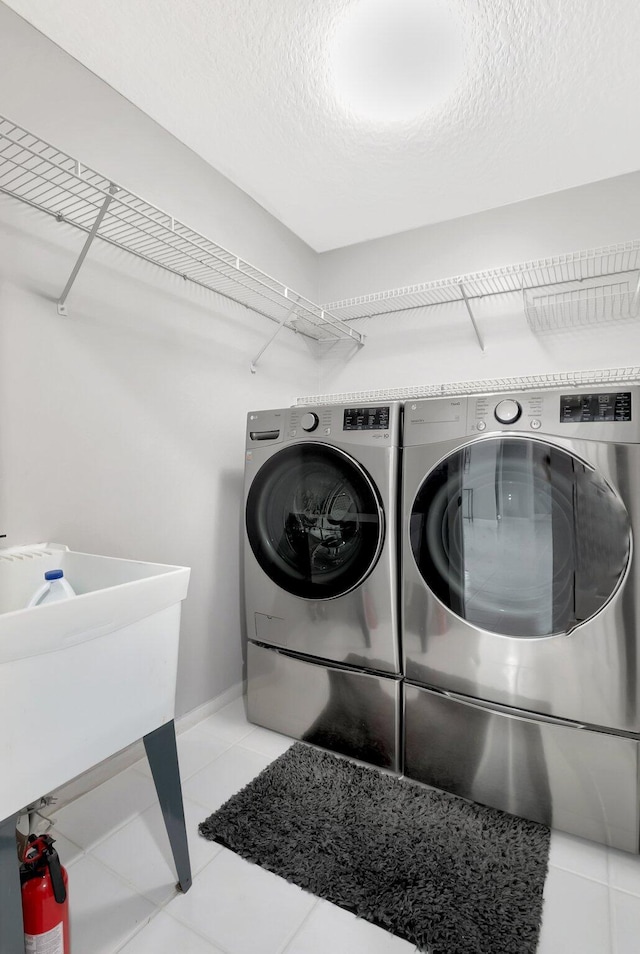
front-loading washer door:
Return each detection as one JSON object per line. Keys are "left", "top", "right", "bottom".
{"left": 410, "top": 436, "right": 630, "bottom": 637}
{"left": 246, "top": 443, "right": 385, "bottom": 600}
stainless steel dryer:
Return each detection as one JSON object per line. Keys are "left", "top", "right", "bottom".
{"left": 402, "top": 386, "right": 640, "bottom": 850}
{"left": 244, "top": 403, "right": 402, "bottom": 770}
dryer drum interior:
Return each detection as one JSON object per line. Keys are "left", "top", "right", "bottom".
{"left": 410, "top": 436, "right": 631, "bottom": 638}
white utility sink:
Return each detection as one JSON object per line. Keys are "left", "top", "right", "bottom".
{"left": 0, "top": 543, "right": 190, "bottom": 821}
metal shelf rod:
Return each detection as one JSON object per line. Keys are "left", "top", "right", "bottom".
{"left": 57, "top": 184, "right": 118, "bottom": 316}
{"left": 458, "top": 282, "right": 485, "bottom": 351}
{"left": 250, "top": 301, "right": 299, "bottom": 373}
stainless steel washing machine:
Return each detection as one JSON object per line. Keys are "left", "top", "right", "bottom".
{"left": 402, "top": 386, "right": 640, "bottom": 850}
{"left": 244, "top": 403, "right": 402, "bottom": 770}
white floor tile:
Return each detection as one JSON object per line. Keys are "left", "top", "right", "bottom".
{"left": 91, "top": 795, "right": 224, "bottom": 905}
{"left": 35, "top": 701, "right": 635, "bottom": 954}
{"left": 66, "top": 853, "right": 155, "bottom": 954}
{"left": 548, "top": 829, "right": 609, "bottom": 883}
{"left": 610, "top": 888, "right": 640, "bottom": 954}
{"left": 183, "top": 743, "right": 271, "bottom": 813}
{"left": 52, "top": 766, "right": 158, "bottom": 850}
{"left": 283, "top": 899, "right": 415, "bottom": 953}
{"left": 608, "top": 845, "right": 640, "bottom": 896}
{"left": 118, "top": 910, "right": 225, "bottom": 953}
{"left": 240, "top": 724, "right": 295, "bottom": 759}
{"left": 133, "top": 724, "right": 231, "bottom": 782}
{"left": 165, "top": 847, "right": 318, "bottom": 954}
{"left": 536, "top": 866, "right": 612, "bottom": 954}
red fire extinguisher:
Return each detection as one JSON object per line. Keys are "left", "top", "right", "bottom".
{"left": 20, "top": 833, "right": 70, "bottom": 954}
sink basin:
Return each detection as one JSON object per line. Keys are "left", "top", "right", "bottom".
{"left": 0, "top": 543, "right": 190, "bottom": 821}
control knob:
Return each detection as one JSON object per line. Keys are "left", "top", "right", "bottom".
{"left": 300, "top": 411, "right": 319, "bottom": 432}
{"left": 494, "top": 399, "right": 522, "bottom": 425}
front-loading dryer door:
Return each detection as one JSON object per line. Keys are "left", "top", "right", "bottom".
{"left": 404, "top": 436, "right": 634, "bottom": 728}
{"left": 246, "top": 443, "right": 385, "bottom": 601}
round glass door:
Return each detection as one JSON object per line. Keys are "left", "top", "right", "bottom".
{"left": 247, "top": 443, "right": 384, "bottom": 599}
{"left": 410, "top": 437, "right": 631, "bottom": 637}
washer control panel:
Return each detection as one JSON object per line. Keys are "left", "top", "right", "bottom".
{"left": 343, "top": 406, "right": 391, "bottom": 430}
{"left": 246, "top": 403, "right": 402, "bottom": 449}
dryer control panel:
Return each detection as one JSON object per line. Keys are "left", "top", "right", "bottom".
{"left": 404, "top": 386, "right": 639, "bottom": 445}
{"left": 559, "top": 391, "right": 631, "bottom": 423}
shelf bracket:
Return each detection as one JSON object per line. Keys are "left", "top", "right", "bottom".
{"left": 458, "top": 282, "right": 485, "bottom": 352}
{"left": 250, "top": 300, "right": 299, "bottom": 373}
{"left": 57, "top": 184, "right": 118, "bottom": 316}
{"left": 632, "top": 271, "right": 640, "bottom": 316}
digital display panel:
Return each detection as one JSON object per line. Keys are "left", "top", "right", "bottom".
{"left": 560, "top": 392, "right": 631, "bottom": 423}
{"left": 343, "top": 406, "right": 390, "bottom": 430}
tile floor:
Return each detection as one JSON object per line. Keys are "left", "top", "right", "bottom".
{"left": 40, "top": 696, "right": 640, "bottom": 953}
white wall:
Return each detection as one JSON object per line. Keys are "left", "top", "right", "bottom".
{"left": 2, "top": 2, "right": 639, "bottom": 722}
{"left": 318, "top": 172, "right": 640, "bottom": 301}
{"left": 0, "top": 4, "right": 318, "bottom": 297}
{"left": 316, "top": 174, "right": 640, "bottom": 396}
{"left": 0, "top": 7, "right": 320, "bottom": 717}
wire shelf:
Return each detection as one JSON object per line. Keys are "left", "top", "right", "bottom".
{"left": 323, "top": 242, "right": 640, "bottom": 328}
{"left": 296, "top": 366, "right": 640, "bottom": 406}
{"left": 524, "top": 271, "right": 640, "bottom": 332}
{"left": 0, "top": 116, "right": 363, "bottom": 345}
{"left": 2, "top": 116, "right": 638, "bottom": 348}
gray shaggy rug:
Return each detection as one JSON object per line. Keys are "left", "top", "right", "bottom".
{"left": 198, "top": 742, "right": 549, "bottom": 954}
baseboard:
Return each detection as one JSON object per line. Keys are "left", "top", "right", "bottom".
{"left": 174, "top": 680, "right": 245, "bottom": 735}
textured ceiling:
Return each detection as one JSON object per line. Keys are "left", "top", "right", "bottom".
{"left": 4, "top": 0, "right": 640, "bottom": 251}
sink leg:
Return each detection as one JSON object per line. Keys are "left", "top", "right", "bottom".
{"left": 0, "top": 812, "right": 24, "bottom": 952}
{"left": 143, "top": 720, "right": 192, "bottom": 893}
